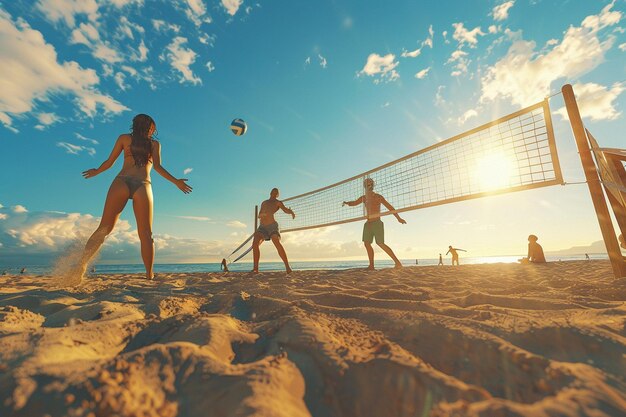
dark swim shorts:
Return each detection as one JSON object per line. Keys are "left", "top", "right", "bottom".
{"left": 257, "top": 222, "right": 280, "bottom": 241}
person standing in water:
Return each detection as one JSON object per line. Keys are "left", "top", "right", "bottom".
{"left": 446, "top": 246, "right": 466, "bottom": 266}
{"left": 80, "top": 114, "right": 192, "bottom": 279}
{"left": 220, "top": 258, "right": 229, "bottom": 272}
{"left": 342, "top": 178, "right": 406, "bottom": 270}
{"left": 252, "top": 188, "right": 295, "bottom": 273}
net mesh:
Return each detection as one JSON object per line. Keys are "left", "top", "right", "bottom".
{"left": 274, "top": 99, "right": 563, "bottom": 233}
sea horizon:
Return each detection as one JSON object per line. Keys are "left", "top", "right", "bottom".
{"left": 2, "top": 253, "right": 609, "bottom": 276}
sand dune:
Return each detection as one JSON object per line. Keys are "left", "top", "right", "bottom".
{"left": 0, "top": 260, "right": 625, "bottom": 416}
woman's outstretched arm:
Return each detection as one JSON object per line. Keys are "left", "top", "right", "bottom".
{"left": 82, "top": 135, "right": 125, "bottom": 179}
{"left": 152, "top": 140, "right": 193, "bottom": 194}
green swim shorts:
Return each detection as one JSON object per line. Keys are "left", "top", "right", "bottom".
{"left": 362, "top": 219, "right": 384, "bottom": 244}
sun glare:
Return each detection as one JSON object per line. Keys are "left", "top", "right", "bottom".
{"left": 474, "top": 152, "right": 515, "bottom": 191}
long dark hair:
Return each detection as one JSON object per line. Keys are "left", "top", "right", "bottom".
{"left": 130, "top": 114, "right": 156, "bottom": 167}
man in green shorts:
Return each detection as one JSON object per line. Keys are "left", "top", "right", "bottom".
{"left": 342, "top": 178, "right": 406, "bottom": 270}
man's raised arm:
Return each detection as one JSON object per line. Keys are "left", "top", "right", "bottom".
{"left": 342, "top": 196, "right": 364, "bottom": 207}
{"left": 279, "top": 202, "right": 295, "bottom": 219}
{"left": 380, "top": 196, "right": 407, "bottom": 224}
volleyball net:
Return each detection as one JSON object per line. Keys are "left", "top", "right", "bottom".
{"left": 275, "top": 99, "right": 563, "bottom": 233}
{"left": 228, "top": 98, "right": 563, "bottom": 262}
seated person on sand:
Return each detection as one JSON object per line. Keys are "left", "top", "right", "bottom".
{"left": 252, "top": 188, "right": 295, "bottom": 273}
{"left": 446, "top": 246, "right": 466, "bottom": 266}
{"left": 342, "top": 178, "right": 406, "bottom": 270}
{"left": 520, "top": 234, "right": 546, "bottom": 264}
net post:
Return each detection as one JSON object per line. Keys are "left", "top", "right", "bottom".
{"left": 254, "top": 205, "right": 258, "bottom": 232}
{"left": 562, "top": 84, "right": 626, "bottom": 278}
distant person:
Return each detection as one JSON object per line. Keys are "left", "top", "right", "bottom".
{"left": 252, "top": 188, "right": 295, "bottom": 273}
{"left": 438, "top": 253, "right": 443, "bottom": 266}
{"left": 526, "top": 234, "right": 546, "bottom": 263}
{"left": 91, "top": 266, "right": 96, "bottom": 273}
{"left": 220, "top": 258, "right": 229, "bottom": 272}
{"left": 20, "top": 267, "right": 26, "bottom": 274}
{"left": 415, "top": 259, "right": 419, "bottom": 265}
{"left": 342, "top": 178, "right": 406, "bottom": 270}
{"left": 79, "top": 114, "right": 192, "bottom": 280}
{"left": 446, "top": 246, "right": 466, "bottom": 266}
{"left": 585, "top": 253, "right": 590, "bottom": 260}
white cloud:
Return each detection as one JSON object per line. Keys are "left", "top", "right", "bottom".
{"left": 165, "top": 37, "right": 201, "bottom": 85}
{"left": 318, "top": 54, "right": 327, "bottom": 68}
{"left": 222, "top": 0, "right": 243, "bottom": 16}
{"left": 12, "top": 205, "right": 28, "bottom": 213}
{"left": 435, "top": 85, "right": 446, "bottom": 107}
{"left": 555, "top": 82, "right": 625, "bottom": 121}
{"left": 176, "top": 215, "right": 211, "bottom": 222}
{"left": 37, "top": 112, "right": 60, "bottom": 126}
{"left": 0, "top": 214, "right": 7, "bottom": 220}
{"left": 184, "top": 0, "right": 211, "bottom": 26}
{"left": 75, "top": 132, "right": 99, "bottom": 144}
{"left": 619, "top": 43, "right": 626, "bottom": 51}
{"left": 183, "top": 167, "right": 193, "bottom": 174}
{"left": 199, "top": 33, "right": 216, "bottom": 45}
{"left": 489, "top": 25, "right": 499, "bottom": 34}
{"left": 0, "top": 206, "right": 227, "bottom": 264}
{"left": 304, "top": 56, "right": 311, "bottom": 66}
{"left": 57, "top": 142, "right": 96, "bottom": 156}
{"left": 206, "top": 61, "right": 215, "bottom": 72}
{"left": 423, "top": 24, "right": 434, "bottom": 48}
{"left": 415, "top": 68, "right": 430, "bottom": 79}
{"left": 93, "top": 43, "right": 123, "bottom": 64}
{"left": 447, "top": 49, "right": 469, "bottom": 77}
{"left": 452, "top": 22, "right": 485, "bottom": 47}
{"left": 401, "top": 48, "right": 421, "bottom": 58}
{"left": 114, "top": 72, "right": 128, "bottom": 90}
{"left": 227, "top": 220, "right": 247, "bottom": 229}
{"left": 131, "top": 40, "right": 148, "bottom": 62}
{"left": 442, "top": 30, "right": 449, "bottom": 44}
{"left": 480, "top": 2, "right": 622, "bottom": 107}
{"left": 358, "top": 53, "right": 399, "bottom": 83}
{"left": 0, "top": 10, "right": 128, "bottom": 129}
{"left": 458, "top": 109, "right": 478, "bottom": 124}
{"left": 492, "top": 1, "right": 515, "bottom": 21}
{"left": 36, "top": 0, "right": 99, "bottom": 28}
{"left": 152, "top": 19, "right": 180, "bottom": 33}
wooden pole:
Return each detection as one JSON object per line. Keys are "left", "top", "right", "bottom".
{"left": 562, "top": 84, "right": 626, "bottom": 278}
{"left": 254, "top": 205, "right": 258, "bottom": 232}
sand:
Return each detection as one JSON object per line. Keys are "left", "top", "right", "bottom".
{"left": 0, "top": 260, "right": 625, "bottom": 417}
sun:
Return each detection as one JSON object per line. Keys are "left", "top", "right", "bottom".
{"left": 473, "top": 152, "right": 515, "bottom": 191}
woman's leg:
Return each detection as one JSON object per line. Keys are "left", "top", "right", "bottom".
{"left": 81, "top": 179, "right": 129, "bottom": 272}
{"left": 132, "top": 184, "right": 154, "bottom": 279}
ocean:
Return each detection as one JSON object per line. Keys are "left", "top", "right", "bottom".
{"left": 1, "top": 254, "right": 608, "bottom": 276}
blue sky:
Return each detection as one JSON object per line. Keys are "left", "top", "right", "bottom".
{"left": 1, "top": 0, "right": 625, "bottom": 265}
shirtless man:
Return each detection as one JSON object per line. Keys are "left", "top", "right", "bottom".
{"left": 342, "top": 178, "right": 406, "bottom": 270}
{"left": 252, "top": 188, "right": 295, "bottom": 273}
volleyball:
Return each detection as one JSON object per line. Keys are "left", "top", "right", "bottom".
{"left": 230, "top": 118, "right": 247, "bottom": 136}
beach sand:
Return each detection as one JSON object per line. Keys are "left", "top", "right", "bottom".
{"left": 0, "top": 260, "right": 625, "bottom": 416}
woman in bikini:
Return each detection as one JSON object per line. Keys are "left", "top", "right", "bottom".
{"left": 79, "top": 114, "right": 192, "bottom": 279}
